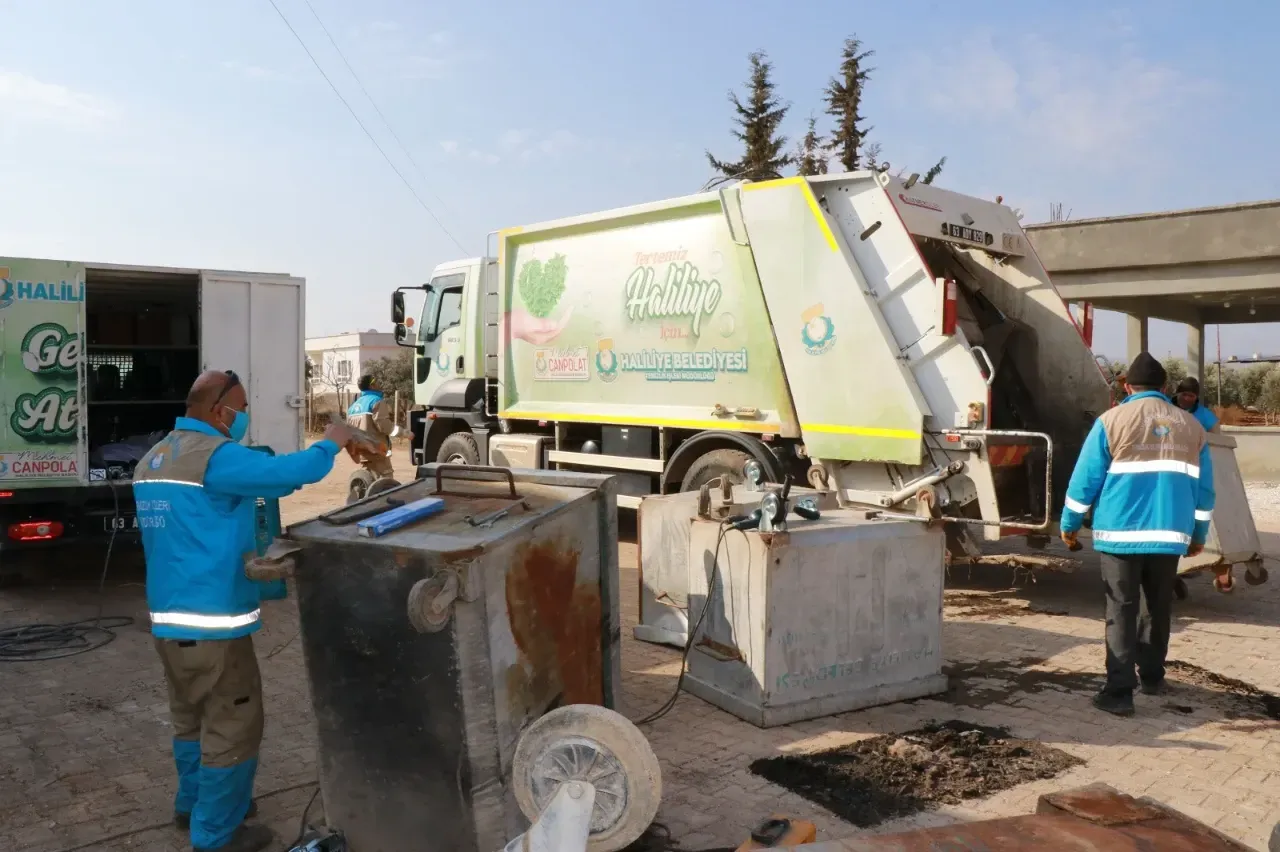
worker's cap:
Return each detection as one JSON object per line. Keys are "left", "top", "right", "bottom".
{"left": 1125, "top": 352, "right": 1167, "bottom": 388}
{"left": 1175, "top": 376, "right": 1200, "bottom": 396}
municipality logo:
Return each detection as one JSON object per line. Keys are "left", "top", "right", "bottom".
{"left": 1152, "top": 419, "right": 1172, "bottom": 438}
{"left": 0, "top": 269, "right": 13, "bottom": 310}
{"left": 150, "top": 454, "right": 165, "bottom": 470}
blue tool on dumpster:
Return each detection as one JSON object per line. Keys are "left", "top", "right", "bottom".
{"left": 356, "top": 496, "right": 446, "bottom": 537}
{"left": 249, "top": 446, "right": 287, "bottom": 600}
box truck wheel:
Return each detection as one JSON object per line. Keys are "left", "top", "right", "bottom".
{"left": 437, "top": 431, "right": 480, "bottom": 465}
{"left": 680, "top": 448, "right": 752, "bottom": 493}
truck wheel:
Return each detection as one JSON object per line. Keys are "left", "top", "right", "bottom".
{"left": 680, "top": 448, "right": 752, "bottom": 493}
{"left": 437, "top": 432, "right": 480, "bottom": 466}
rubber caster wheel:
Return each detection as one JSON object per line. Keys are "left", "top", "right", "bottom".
{"left": 366, "top": 476, "right": 401, "bottom": 499}
{"left": 1246, "top": 565, "right": 1268, "bottom": 586}
{"left": 346, "top": 470, "right": 376, "bottom": 504}
{"left": 1173, "top": 577, "right": 1189, "bottom": 601}
{"left": 1213, "top": 572, "right": 1235, "bottom": 593}
{"left": 512, "top": 704, "right": 662, "bottom": 852}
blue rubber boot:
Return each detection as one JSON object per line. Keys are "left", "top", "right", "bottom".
{"left": 172, "top": 738, "right": 201, "bottom": 822}
{"left": 190, "top": 758, "right": 265, "bottom": 851}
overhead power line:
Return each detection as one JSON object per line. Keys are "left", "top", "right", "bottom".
{"left": 264, "top": 0, "right": 469, "bottom": 254}
{"left": 300, "top": 0, "right": 457, "bottom": 223}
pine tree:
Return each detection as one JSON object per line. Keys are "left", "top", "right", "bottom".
{"left": 706, "top": 51, "right": 792, "bottom": 186}
{"left": 862, "top": 141, "right": 883, "bottom": 171}
{"left": 922, "top": 156, "right": 946, "bottom": 185}
{"left": 795, "top": 115, "right": 828, "bottom": 176}
{"left": 824, "top": 37, "right": 874, "bottom": 172}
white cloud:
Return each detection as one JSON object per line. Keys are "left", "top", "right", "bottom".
{"left": 367, "top": 20, "right": 400, "bottom": 34}
{"left": 220, "top": 60, "right": 284, "bottom": 81}
{"left": 439, "top": 139, "right": 460, "bottom": 155}
{"left": 0, "top": 69, "right": 116, "bottom": 128}
{"left": 906, "top": 33, "right": 1214, "bottom": 167}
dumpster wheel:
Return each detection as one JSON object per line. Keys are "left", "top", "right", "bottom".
{"left": 512, "top": 704, "right": 662, "bottom": 852}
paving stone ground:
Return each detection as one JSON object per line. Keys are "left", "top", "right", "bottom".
{"left": 2, "top": 452, "right": 1279, "bottom": 851}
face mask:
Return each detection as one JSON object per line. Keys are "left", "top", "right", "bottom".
{"left": 224, "top": 408, "right": 250, "bottom": 443}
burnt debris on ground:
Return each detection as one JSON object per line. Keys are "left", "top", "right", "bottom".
{"left": 1166, "top": 660, "right": 1280, "bottom": 721}
{"left": 749, "top": 720, "right": 1084, "bottom": 827}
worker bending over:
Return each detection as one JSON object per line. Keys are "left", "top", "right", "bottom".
{"left": 1173, "top": 376, "right": 1221, "bottom": 432}
{"left": 1059, "top": 353, "right": 1215, "bottom": 717}
{"left": 346, "top": 373, "right": 395, "bottom": 479}
{"left": 134, "top": 369, "right": 354, "bottom": 852}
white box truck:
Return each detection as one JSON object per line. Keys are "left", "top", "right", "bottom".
{"left": 0, "top": 257, "right": 305, "bottom": 565}
{"left": 389, "top": 170, "right": 1263, "bottom": 578}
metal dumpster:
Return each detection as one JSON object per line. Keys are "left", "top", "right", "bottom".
{"left": 1179, "top": 431, "right": 1266, "bottom": 584}
{"left": 284, "top": 465, "right": 620, "bottom": 852}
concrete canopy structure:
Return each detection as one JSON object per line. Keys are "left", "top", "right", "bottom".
{"left": 1025, "top": 199, "right": 1280, "bottom": 377}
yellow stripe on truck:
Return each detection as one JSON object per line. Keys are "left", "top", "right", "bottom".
{"left": 501, "top": 411, "right": 783, "bottom": 433}
{"left": 801, "top": 423, "right": 921, "bottom": 440}
{"left": 741, "top": 177, "right": 839, "bottom": 253}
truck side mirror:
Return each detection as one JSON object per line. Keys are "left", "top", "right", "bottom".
{"left": 395, "top": 323, "right": 410, "bottom": 345}
{"left": 392, "top": 291, "right": 406, "bottom": 324}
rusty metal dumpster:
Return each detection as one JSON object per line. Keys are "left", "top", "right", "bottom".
{"left": 283, "top": 465, "right": 620, "bottom": 852}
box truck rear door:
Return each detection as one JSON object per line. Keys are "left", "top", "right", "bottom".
{"left": 199, "top": 272, "right": 305, "bottom": 454}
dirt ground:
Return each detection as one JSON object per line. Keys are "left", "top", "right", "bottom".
{"left": 3, "top": 449, "right": 1280, "bottom": 850}
{"left": 750, "top": 720, "right": 1085, "bottom": 827}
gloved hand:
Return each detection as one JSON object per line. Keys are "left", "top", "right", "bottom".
{"left": 1061, "top": 530, "right": 1082, "bottom": 552}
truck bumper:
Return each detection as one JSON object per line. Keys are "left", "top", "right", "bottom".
{"left": 0, "top": 483, "right": 140, "bottom": 554}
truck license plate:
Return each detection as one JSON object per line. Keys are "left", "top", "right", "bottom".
{"left": 105, "top": 515, "right": 139, "bottom": 532}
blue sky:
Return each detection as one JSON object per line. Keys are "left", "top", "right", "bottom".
{"left": 2, "top": 0, "right": 1277, "bottom": 360}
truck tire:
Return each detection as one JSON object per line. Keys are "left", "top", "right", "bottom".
{"left": 680, "top": 448, "right": 752, "bottom": 493}
{"left": 437, "top": 431, "right": 480, "bottom": 466}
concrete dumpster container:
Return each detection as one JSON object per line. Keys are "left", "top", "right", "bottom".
{"left": 284, "top": 465, "right": 620, "bottom": 852}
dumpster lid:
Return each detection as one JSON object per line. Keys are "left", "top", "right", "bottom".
{"left": 287, "top": 465, "right": 610, "bottom": 552}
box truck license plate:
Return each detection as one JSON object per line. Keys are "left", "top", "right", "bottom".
{"left": 105, "top": 515, "right": 139, "bottom": 532}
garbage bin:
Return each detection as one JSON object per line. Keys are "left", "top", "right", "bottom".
{"left": 284, "top": 465, "right": 620, "bottom": 852}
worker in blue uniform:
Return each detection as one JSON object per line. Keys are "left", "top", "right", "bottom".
{"left": 133, "top": 369, "right": 355, "bottom": 852}
{"left": 1174, "top": 376, "right": 1221, "bottom": 432}
{"left": 346, "top": 374, "right": 395, "bottom": 479}
{"left": 1060, "top": 354, "right": 1215, "bottom": 718}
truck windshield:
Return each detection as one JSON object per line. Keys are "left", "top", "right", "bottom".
{"left": 420, "top": 272, "right": 465, "bottom": 340}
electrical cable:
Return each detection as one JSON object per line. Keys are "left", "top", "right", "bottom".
{"left": 299, "top": 0, "right": 458, "bottom": 224}
{"left": 632, "top": 520, "right": 731, "bottom": 726}
{"left": 0, "top": 479, "right": 134, "bottom": 662}
{"left": 263, "top": 0, "right": 470, "bottom": 255}
{"left": 282, "top": 784, "right": 322, "bottom": 851}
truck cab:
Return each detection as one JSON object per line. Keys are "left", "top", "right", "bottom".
{"left": 395, "top": 258, "right": 497, "bottom": 469}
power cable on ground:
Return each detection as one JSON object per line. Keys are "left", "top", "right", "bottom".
{"left": 632, "top": 521, "right": 730, "bottom": 726}
{"left": 0, "top": 480, "right": 134, "bottom": 662}
{"left": 263, "top": 0, "right": 470, "bottom": 255}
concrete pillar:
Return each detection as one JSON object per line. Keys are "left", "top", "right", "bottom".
{"left": 1187, "top": 322, "right": 1205, "bottom": 381}
{"left": 1126, "top": 314, "right": 1149, "bottom": 363}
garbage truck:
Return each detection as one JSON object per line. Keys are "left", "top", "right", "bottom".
{"left": 390, "top": 170, "right": 1265, "bottom": 577}
{"left": 0, "top": 257, "right": 305, "bottom": 570}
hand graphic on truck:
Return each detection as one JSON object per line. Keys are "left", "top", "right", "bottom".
{"left": 507, "top": 306, "right": 574, "bottom": 345}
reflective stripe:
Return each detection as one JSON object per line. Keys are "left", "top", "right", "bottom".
{"left": 1093, "top": 530, "right": 1191, "bottom": 545}
{"left": 1108, "top": 460, "right": 1200, "bottom": 478}
{"left": 1195, "top": 510, "right": 1213, "bottom": 522}
{"left": 1063, "top": 496, "right": 1091, "bottom": 514}
{"left": 133, "top": 479, "right": 204, "bottom": 489}
{"left": 150, "top": 609, "right": 261, "bottom": 629}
